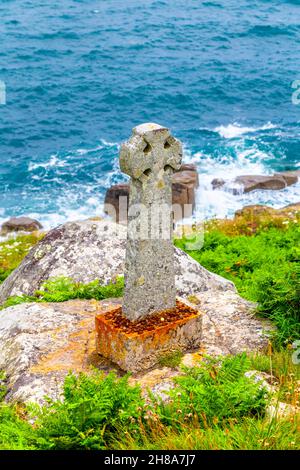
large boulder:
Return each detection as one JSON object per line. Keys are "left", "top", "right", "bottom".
{"left": 0, "top": 293, "right": 273, "bottom": 404}
{"left": 104, "top": 183, "right": 129, "bottom": 223}
{"left": 0, "top": 218, "right": 275, "bottom": 404}
{"left": 0, "top": 219, "right": 235, "bottom": 305}
{"left": 1, "top": 216, "right": 43, "bottom": 235}
{"left": 234, "top": 175, "right": 289, "bottom": 193}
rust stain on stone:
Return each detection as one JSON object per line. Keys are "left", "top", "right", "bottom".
{"left": 95, "top": 300, "right": 203, "bottom": 372}
{"left": 28, "top": 301, "right": 120, "bottom": 375}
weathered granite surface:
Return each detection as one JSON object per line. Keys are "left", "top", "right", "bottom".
{"left": 0, "top": 219, "right": 235, "bottom": 305}
{"left": 0, "top": 294, "right": 273, "bottom": 404}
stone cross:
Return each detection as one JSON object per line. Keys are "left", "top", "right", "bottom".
{"left": 119, "top": 123, "right": 183, "bottom": 321}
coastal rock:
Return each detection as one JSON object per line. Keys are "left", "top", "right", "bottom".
{"left": 172, "top": 170, "right": 199, "bottom": 206}
{"left": 0, "top": 293, "right": 273, "bottom": 404}
{"left": 234, "top": 175, "right": 288, "bottom": 193}
{"left": 0, "top": 299, "right": 120, "bottom": 404}
{"left": 274, "top": 170, "right": 300, "bottom": 186}
{"left": 104, "top": 183, "right": 129, "bottom": 223}
{"left": 1, "top": 217, "right": 43, "bottom": 235}
{"left": 0, "top": 219, "right": 235, "bottom": 305}
{"left": 235, "top": 202, "right": 300, "bottom": 219}
{"left": 211, "top": 171, "right": 299, "bottom": 194}
{"left": 185, "top": 291, "right": 273, "bottom": 357}
{"left": 211, "top": 178, "right": 226, "bottom": 190}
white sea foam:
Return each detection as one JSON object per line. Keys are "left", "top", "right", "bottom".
{"left": 186, "top": 142, "right": 300, "bottom": 221}
{"left": 214, "top": 122, "right": 276, "bottom": 139}
{"left": 28, "top": 155, "right": 67, "bottom": 171}
{"left": 76, "top": 139, "right": 119, "bottom": 155}
{"left": 3, "top": 129, "right": 299, "bottom": 231}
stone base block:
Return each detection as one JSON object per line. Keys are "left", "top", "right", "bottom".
{"left": 95, "top": 300, "right": 202, "bottom": 373}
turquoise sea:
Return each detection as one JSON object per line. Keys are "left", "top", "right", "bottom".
{"left": 1, "top": 0, "right": 300, "bottom": 228}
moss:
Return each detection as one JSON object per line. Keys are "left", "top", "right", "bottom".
{"left": 158, "top": 350, "right": 183, "bottom": 368}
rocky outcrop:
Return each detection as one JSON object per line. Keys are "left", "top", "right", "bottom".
{"left": 235, "top": 205, "right": 276, "bottom": 218}
{"left": 274, "top": 170, "right": 300, "bottom": 186}
{"left": 1, "top": 216, "right": 43, "bottom": 235}
{"left": 0, "top": 219, "right": 235, "bottom": 305}
{"left": 234, "top": 175, "right": 292, "bottom": 193}
{"left": 235, "top": 202, "right": 300, "bottom": 218}
{"left": 104, "top": 163, "right": 199, "bottom": 222}
{"left": 0, "top": 299, "right": 119, "bottom": 404}
{"left": 0, "top": 293, "right": 273, "bottom": 404}
{"left": 212, "top": 171, "right": 300, "bottom": 194}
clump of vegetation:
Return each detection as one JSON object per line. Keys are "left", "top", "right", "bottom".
{"left": 205, "top": 206, "right": 300, "bottom": 236}
{"left": 249, "top": 349, "right": 300, "bottom": 405}
{"left": 175, "top": 224, "right": 300, "bottom": 346}
{"left": 158, "top": 350, "right": 183, "bottom": 368}
{"left": 2, "top": 276, "right": 124, "bottom": 309}
{"left": 155, "top": 354, "right": 267, "bottom": 430}
{"left": 2, "top": 354, "right": 293, "bottom": 451}
{"left": 0, "top": 233, "right": 43, "bottom": 284}
{"left": 32, "top": 371, "right": 145, "bottom": 450}
{"left": 0, "top": 371, "right": 7, "bottom": 401}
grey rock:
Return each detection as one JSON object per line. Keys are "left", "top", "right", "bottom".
{"left": 274, "top": 170, "right": 300, "bottom": 186}
{"left": 0, "top": 293, "right": 273, "bottom": 404}
{"left": 211, "top": 178, "right": 226, "bottom": 190}
{"left": 234, "top": 175, "right": 288, "bottom": 192}
{"left": 1, "top": 216, "right": 43, "bottom": 234}
{"left": 0, "top": 218, "right": 235, "bottom": 305}
{"left": 212, "top": 172, "right": 299, "bottom": 195}
{"left": 185, "top": 291, "right": 274, "bottom": 357}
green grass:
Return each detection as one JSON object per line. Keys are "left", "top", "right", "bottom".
{"left": 175, "top": 224, "right": 300, "bottom": 346}
{"left": 1, "top": 276, "right": 124, "bottom": 309}
{"left": 0, "top": 233, "right": 43, "bottom": 284}
{"left": 2, "top": 353, "right": 296, "bottom": 451}
{"left": 112, "top": 416, "right": 299, "bottom": 450}
{"left": 0, "top": 217, "right": 299, "bottom": 450}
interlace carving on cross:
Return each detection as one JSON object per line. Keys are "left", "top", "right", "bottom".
{"left": 119, "top": 123, "right": 183, "bottom": 321}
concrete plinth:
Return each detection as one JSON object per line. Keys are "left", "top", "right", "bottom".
{"left": 95, "top": 299, "right": 202, "bottom": 373}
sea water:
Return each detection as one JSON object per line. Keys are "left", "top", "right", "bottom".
{"left": 0, "top": 0, "right": 300, "bottom": 228}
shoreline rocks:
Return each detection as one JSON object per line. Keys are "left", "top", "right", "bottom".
{"left": 1, "top": 216, "right": 43, "bottom": 235}
{"left": 211, "top": 170, "right": 300, "bottom": 194}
